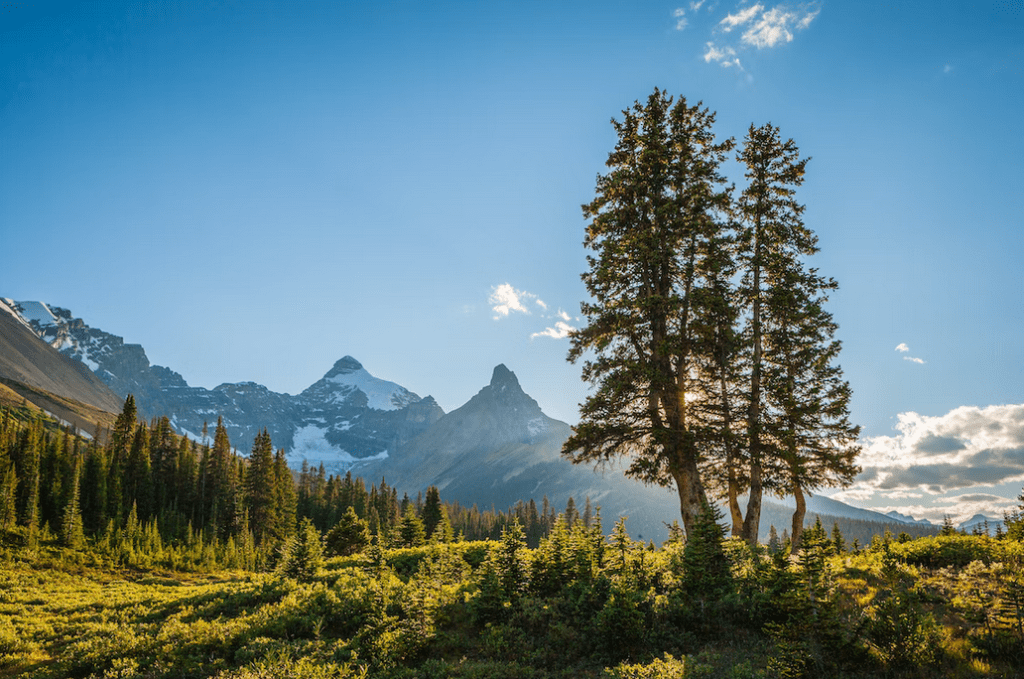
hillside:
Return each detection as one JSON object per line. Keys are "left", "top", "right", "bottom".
{"left": 0, "top": 299, "right": 122, "bottom": 431}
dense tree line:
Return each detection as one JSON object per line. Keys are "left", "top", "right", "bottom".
{"left": 566, "top": 88, "right": 860, "bottom": 547}
{"left": 0, "top": 399, "right": 596, "bottom": 566}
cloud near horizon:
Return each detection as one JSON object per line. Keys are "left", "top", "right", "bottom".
{"left": 832, "top": 404, "right": 1024, "bottom": 519}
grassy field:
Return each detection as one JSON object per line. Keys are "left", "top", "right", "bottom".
{"left": 2, "top": 526, "right": 1024, "bottom": 679}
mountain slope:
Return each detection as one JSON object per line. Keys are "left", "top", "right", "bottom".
{"left": 353, "top": 364, "right": 692, "bottom": 541}
{"left": 0, "top": 299, "right": 123, "bottom": 426}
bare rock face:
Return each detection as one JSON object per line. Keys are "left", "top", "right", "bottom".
{"left": 0, "top": 299, "right": 124, "bottom": 419}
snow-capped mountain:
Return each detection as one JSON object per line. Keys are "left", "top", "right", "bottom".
{"left": 2, "top": 300, "right": 443, "bottom": 463}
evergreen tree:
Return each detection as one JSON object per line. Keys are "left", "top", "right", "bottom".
{"left": 124, "top": 422, "right": 153, "bottom": 520}
{"left": 764, "top": 262, "right": 860, "bottom": 550}
{"left": 421, "top": 485, "right": 443, "bottom": 539}
{"left": 106, "top": 396, "right": 138, "bottom": 525}
{"left": 324, "top": 506, "right": 370, "bottom": 556}
{"left": 278, "top": 517, "right": 324, "bottom": 581}
{"left": 767, "top": 524, "right": 781, "bottom": 554}
{"left": 0, "top": 463, "right": 17, "bottom": 531}
{"left": 398, "top": 503, "right": 426, "bottom": 547}
{"left": 205, "top": 418, "right": 238, "bottom": 538}
{"left": 81, "top": 442, "right": 107, "bottom": 535}
{"left": 14, "top": 422, "right": 41, "bottom": 534}
{"left": 735, "top": 124, "right": 859, "bottom": 545}
{"left": 831, "top": 521, "right": 846, "bottom": 554}
{"left": 245, "top": 429, "right": 278, "bottom": 546}
{"left": 680, "top": 502, "right": 732, "bottom": 616}
{"left": 496, "top": 518, "right": 529, "bottom": 601}
{"left": 149, "top": 416, "right": 177, "bottom": 512}
{"left": 564, "top": 496, "right": 579, "bottom": 526}
{"left": 565, "top": 89, "right": 735, "bottom": 535}
{"left": 61, "top": 456, "right": 86, "bottom": 549}
{"left": 274, "top": 448, "right": 297, "bottom": 540}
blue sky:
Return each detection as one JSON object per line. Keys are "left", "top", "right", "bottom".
{"left": 2, "top": 0, "right": 1022, "bottom": 522}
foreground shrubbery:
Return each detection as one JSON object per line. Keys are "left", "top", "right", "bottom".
{"left": 2, "top": 513, "right": 1024, "bottom": 678}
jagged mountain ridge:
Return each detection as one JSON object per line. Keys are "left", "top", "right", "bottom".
{"left": 6, "top": 298, "right": 940, "bottom": 543}
{"left": 3, "top": 300, "right": 443, "bottom": 463}
{"left": 355, "top": 364, "right": 696, "bottom": 542}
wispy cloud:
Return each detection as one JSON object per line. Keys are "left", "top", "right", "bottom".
{"left": 697, "top": 2, "right": 820, "bottom": 71}
{"left": 896, "top": 342, "right": 925, "bottom": 364}
{"left": 741, "top": 5, "right": 819, "bottom": 48}
{"left": 557, "top": 309, "right": 572, "bottom": 322}
{"left": 673, "top": 7, "right": 688, "bottom": 30}
{"left": 720, "top": 3, "right": 763, "bottom": 31}
{"left": 531, "top": 321, "right": 576, "bottom": 340}
{"left": 690, "top": 0, "right": 707, "bottom": 10}
{"left": 489, "top": 283, "right": 538, "bottom": 320}
{"left": 704, "top": 42, "right": 744, "bottom": 69}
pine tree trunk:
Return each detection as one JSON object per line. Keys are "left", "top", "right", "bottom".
{"left": 791, "top": 485, "right": 807, "bottom": 552}
{"left": 672, "top": 445, "right": 708, "bottom": 535}
{"left": 742, "top": 210, "right": 765, "bottom": 546}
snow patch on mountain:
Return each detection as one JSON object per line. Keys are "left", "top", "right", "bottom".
{"left": 0, "top": 299, "right": 35, "bottom": 332}
{"left": 326, "top": 364, "right": 418, "bottom": 411}
{"left": 527, "top": 417, "right": 548, "bottom": 436}
{"left": 13, "top": 301, "right": 59, "bottom": 328}
{"left": 290, "top": 424, "right": 389, "bottom": 471}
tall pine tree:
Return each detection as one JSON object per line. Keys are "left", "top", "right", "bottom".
{"left": 564, "top": 89, "right": 735, "bottom": 535}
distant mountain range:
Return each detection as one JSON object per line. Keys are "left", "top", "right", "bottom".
{"left": 0, "top": 297, "right": 943, "bottom": 542}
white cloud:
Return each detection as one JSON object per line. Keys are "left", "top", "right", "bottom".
{"left": 673, "top": 8, "right": 689, "bottom": 30}
{"left": 895, "top": 343, "right": 924, "bottom": 363}
{"left": 531, "top": 321, "right": 576, "bottom": 340}
{"left": 720, "top": 3, "right": 763, "bottom": 31}
{"left": 690, "top": 0, "right": 707, "bottom": 10}
{"left": 557, "top": 309, "right": 572, "bottom": 322}
{"left": 489, "top": 283, "right": 537, "bottom": 320}
{"left": 796, "top": 7, "right": 819, "bottom": 29}
{"left": 846, "top": 404, "right": 1024, "bottom": 501}
{"left": 535, "top": 298, "right": 548, "bottom": 310}
{"left": 699, "top": 3, "right": 818, "bottom": 75}
{"left": 704, "top": 41, "right": 737, "bottom": 63}
{"left": 741, "top": 6, "right": 818, "bottom": 48}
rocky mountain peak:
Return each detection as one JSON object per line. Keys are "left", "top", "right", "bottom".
{"left": 325, "top": 356, "right": 364, "bottom": 378}
{"left": 490, "top": 363, "right": 520, "bottom": 390}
